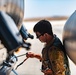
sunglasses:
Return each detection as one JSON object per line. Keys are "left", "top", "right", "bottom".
{"left": 36, "top": 33, "right": 44, "bottom": 38}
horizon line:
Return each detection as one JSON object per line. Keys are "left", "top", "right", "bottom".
{"left": 24, "top": 16, "right": 68, "bottom": 22}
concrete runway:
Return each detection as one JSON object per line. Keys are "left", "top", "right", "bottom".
{"left": 0, "top": 20, "right": 76, "bottom": 75}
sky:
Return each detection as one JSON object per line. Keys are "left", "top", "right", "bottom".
{"left": 24, "top": 0, "right": 76, "bottom": 19}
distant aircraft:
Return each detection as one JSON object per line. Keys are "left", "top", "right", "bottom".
{"left": 63, "top": 10, "right": 76, "bottom": 65}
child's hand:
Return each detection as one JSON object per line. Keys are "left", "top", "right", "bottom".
{"left": 42, "top": 68, "right": 52, "bottom": 75}
{"left": 26, "top": 52, "right": 35, "bottom": 58}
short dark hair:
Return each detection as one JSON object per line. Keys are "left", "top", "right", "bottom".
{"left": 33, "top": 20, "right": 53, "bottom": 36}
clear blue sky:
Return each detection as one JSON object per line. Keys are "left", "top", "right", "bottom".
{"left": 24, "top": 0, "right": 76, "bottom": 19}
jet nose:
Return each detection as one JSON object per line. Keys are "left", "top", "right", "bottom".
{"left": 63, "top": 10, "right": 76, "bottom": 64}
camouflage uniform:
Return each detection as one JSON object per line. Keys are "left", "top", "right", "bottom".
{"left": 41, "top": 35, "right": 70, "bottom": 75}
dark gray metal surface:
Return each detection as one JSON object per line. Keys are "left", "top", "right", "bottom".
{"left": 63, "top": 10, "right": 76, "bottom": 64}
{"left": 0, "top": 0, "right": 24, "bottom": 29}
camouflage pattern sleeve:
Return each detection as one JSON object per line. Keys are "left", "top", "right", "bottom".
{"left": 48, "top": 46, "right": 66, "bottom": 75}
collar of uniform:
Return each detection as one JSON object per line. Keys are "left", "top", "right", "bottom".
{"left": 44, "top": 34, "right": 56, "bottom": 49}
